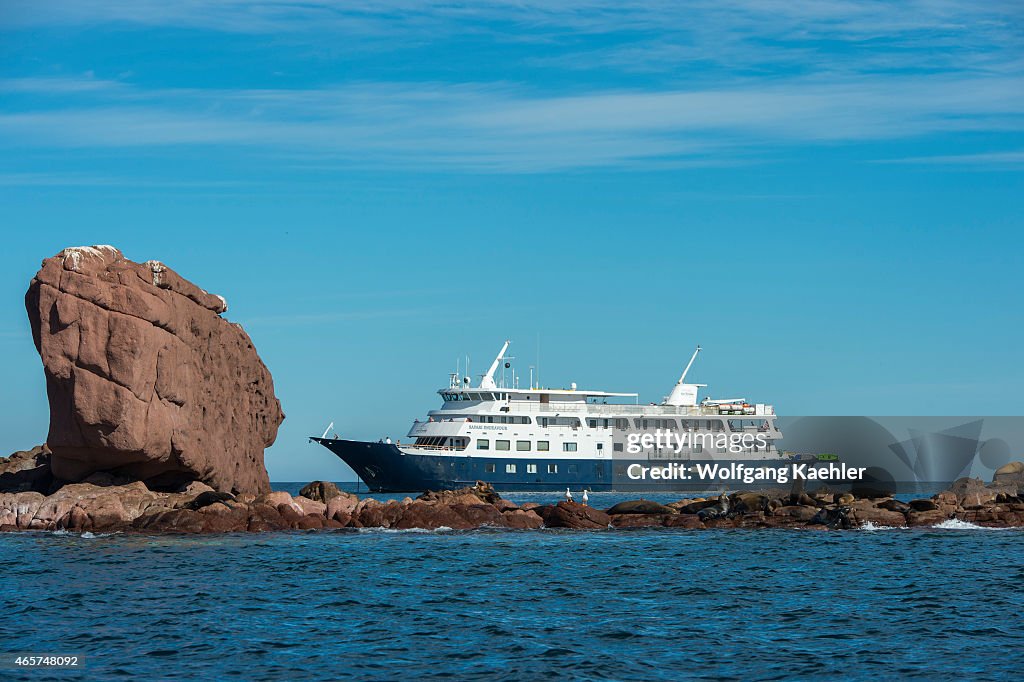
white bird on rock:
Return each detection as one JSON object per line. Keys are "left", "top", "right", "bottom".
{"left": 565, "top": 487, "right": 573, "bottom": 503}
{"left": 582, "top": 489, "right": 589, "bottom": 506}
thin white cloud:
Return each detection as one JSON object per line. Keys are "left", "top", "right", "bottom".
{"left": 1, "top": 74, "right": 1022, "bottom": 172}
{"left": 2, "top": 2, "right": 1021, "bottom": 172}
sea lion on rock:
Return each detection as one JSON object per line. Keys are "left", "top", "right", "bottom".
{"left": 731, "top": 492, "right": 769, "bottom": 513}
{"left": 678, "top": 498, "right": 717, "bottom": 514}
{"left": 809, "top": 505, "right": 853, "bottom": 530}
{"left": 697, "top": 495, "right": 730, "bottom": 520}
{"left": 186, "top": 490, "right": 235, "bottom": 510}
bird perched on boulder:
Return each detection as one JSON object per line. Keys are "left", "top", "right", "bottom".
{"left": 582, "top": 489, "right": 589, "bottom": 506}
{"left": 565, "top": 487, "right": 574, "bottom": 502}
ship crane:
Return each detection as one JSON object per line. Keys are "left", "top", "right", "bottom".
{"left": 479, "top": 340, "right": 511, "bottom": 389}
{"left": 662, "top": 345, "right": 707, "bottom": 407}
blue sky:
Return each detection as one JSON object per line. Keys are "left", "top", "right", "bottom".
{"left": 1, "top": 1, "right": 1022, "bottom": 481}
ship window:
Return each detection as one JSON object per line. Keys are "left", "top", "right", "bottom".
{"left": 694, "top": 443, "right": 703, "bottom": 453}
{"left": 613, "top": 443, "right": 623, "bottom": 452}
{"left": 505, "top": 463, "right": 517, "bottom": 473}
{"left": 527, "top": 464, "right": 537, "bottom": 474}
{"left": 537, "top": 441, "right": 549, "bottom": 451}
{"left": 547, "top": 464, "right": 558, "bottom": 474}
{"left": 568, "top": 464, "right": 578, "bottom": 474}
{"left": 485, "top": 463, "right": 496, "bottom": 473}
{"left": 477, "top": 439, "right": 490, "bottom": 450}
{"left": 563, "top": 442, "right": 577, "bottom": 452}
{"left": 496, "top": 440, "right": 510, "bottom": 451}
{"left": 588, "top": 419, "right": 596, "bottom": 428}
{"left": 597, "top": 443, "right": 603, "bottom": 450}
{"left": 516, "top": 440, "right": 530, "bottom": 451}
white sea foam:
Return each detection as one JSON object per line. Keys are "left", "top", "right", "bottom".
{"left": 932, "top": 518, "right": 1010, "bottom": 531}
{"left": 860, "top": 521, "right": 905, "bottom": 531}
{"left": 49, "top": 529, "right": 120, "bottom": 538}
{"left": 355, "top": 526, "right": 454, "bottom": 534}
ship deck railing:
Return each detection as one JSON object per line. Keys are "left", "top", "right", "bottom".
{"left": 502, "top": 402, "right": 775, "bottom": 417}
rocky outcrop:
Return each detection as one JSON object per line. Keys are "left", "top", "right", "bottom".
{"left": 299, "top": 481, "right": 344, "bottom": 503}
{"left": 993, "top": 461, "right": 1024, "bottom": 489}
{"left": 418, "top": 480, "right": 502, "bottom": 505}
{"left": 25, "top": 246, "right": 284, "bottom": 494}
{"left": 534, "top": 501, "right": 610, "bottom": 529}
{"left": 0, "top": 445, "right": 53, "bottom": 493}
{"left": 2, "top": 473, "right": 1024, "bottom": 534}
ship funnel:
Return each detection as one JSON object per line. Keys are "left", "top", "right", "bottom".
{"left": 663, "top": 345, "right": 703, "bottom": 406}
{"left": 479, "top": 340, "right": 510, "bottom": 389}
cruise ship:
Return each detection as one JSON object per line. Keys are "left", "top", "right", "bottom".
{"left": 312, "top": 341, "right": 809, "bottom": 492}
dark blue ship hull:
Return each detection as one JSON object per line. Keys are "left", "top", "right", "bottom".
{"left": 311, "top": 437, "right": 831, "bottom": 493}
{"left": 312, "top": 437, "right": 615, "bottom": 492}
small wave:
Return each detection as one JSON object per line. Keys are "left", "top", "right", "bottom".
{"left": 355, "top": 526, "right": 454, "bottom": 534}
{"left": 860, "top": 521, "right": 905, "bottom": 531}
{"left": 932, "top": 518, "right": 1010, "bottom": 531}
{"left": 49, "top": 529, "right": 120, "bottom": 538}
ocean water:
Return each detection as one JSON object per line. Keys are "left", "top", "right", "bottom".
{"left": 2, "top": 511, "right": 1023, "bottom": 680}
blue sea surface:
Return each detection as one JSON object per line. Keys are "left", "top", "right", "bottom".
{"left": 2, "top": 492, "right": 1023, "bottom": 680}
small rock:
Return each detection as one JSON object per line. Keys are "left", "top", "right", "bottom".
{"left": 537, "top": 501, "right": 611, "bottom": 529}
{"left": 181, "top": 481, "right": 216, "bottom": 496}
{"left": 292, "top": 495, "right": 326, "bottom": 517}
{"left": 610, "top": 514, "right": 668, "bottom": 529}
{"left": 501, "top": 509, "right": 543, "bottom": 529}
{"left": 298, "top": 481, "right": 343, "bottom": 503}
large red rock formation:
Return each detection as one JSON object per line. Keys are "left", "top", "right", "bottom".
{"left": 25, "top": 246, "right": 283, "bottom": 494}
